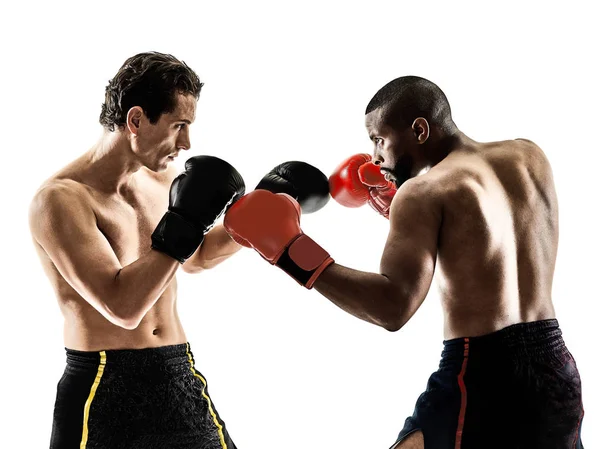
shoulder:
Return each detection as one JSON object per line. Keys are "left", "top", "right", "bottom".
{"left": 395, "top": 175, "right": 440, "bottom": 201}
{"left": 410, "top": 161, "right": 470, "bottom": 200}
{"left": 513, "top": 137, "right": 545, "bottom": 157}
{"left": 491, "top": 138, "right": 554, "bottom": 185}
{"left": 412, "top": 156, "right": 491, "bottom": 220}
{"left": 30, "top": 153, "right": 98, "bottom": 212}
{"left": 29, "top": 179, "right": 94, "bottom": 236}
{"left": 514, "top": 137, "right": 541, "bottom": 149}
{"left": 31, "top": 178, "right": 90, "bottom": 211}
{"left": 514, "top": 137, "right": 551, "bottom": 166}
{"left": 390, "top": 176, "right": 443, "bottom": 223}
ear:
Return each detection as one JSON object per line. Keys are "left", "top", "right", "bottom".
{"left": 126, "top": 106, "right": 144, "bottom": 136}
{"left": 412, "top": 117, "right": 430, "bottom": 144}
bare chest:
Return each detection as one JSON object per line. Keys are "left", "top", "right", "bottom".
{"left": 92, "top": 183, "right": 169, "bottom": 266}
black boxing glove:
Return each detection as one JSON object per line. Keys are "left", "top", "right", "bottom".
{"left": 255, "top": 161, "right": 330, "bottom": 214}
{"left": 152, "top": 155, "right": 246, "bottom": 262}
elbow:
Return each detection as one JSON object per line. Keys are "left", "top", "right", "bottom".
{"left": 382, "top": 318, "right": 404, "bottom": 332}
{"left": 378, "top": 295, "right": 408, "bottom": 332}
{"left": 117, "top": 316, "right": 142, "bottom": 331}
{"left": 108, "top": 311, "right": 142, "bottom": 330}
{"left": 370, "top": 312, "right": 404, "bottom": 332}
{"left": 100, "top": 275, "right": 147, "bottom": 329}
{"left": 379, "top": 284, "right": 417, "bottom": 332}
{"left": 383, "top": 322, "right": 402, "bottom": 332}
{"left": 103, "top": 300, "right": 143, "bottom": 330}
{"left": 381, "top": 303, "right": 416, "bottom": 332}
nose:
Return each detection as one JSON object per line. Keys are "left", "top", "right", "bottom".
{"left": 372, "top": 150, "right": 383, "bottom": 165}
{"left": 177, "top": 127, "right": 191, "bottom": 151}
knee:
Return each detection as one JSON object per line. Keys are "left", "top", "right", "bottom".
{"left": 392, "top": 430, "right": 424, "bottom": 449}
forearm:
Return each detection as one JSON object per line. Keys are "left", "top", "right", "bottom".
{"left": 313, "top": 263, "right": 404, "bottom": 331}
{"left": 105, "top": 250, "right": 179, "bottom": 328}
{"left": 182, "top": 224, "right": 242, "bottom": 273}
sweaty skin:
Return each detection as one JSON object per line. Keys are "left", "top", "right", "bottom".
{"left": 29, "top": 94, "right": 241, "bottom": 351}
{"left": 315, "top": 117, "right": 557, "bottom": 340}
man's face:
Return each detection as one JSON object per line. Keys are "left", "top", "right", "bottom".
{"left": 133, "top": 93, "right": 197, "bottom": 172}
{"left": 365, "top": 107, "right": 414, "bottom": 188}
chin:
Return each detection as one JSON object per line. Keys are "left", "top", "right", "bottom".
{"left": 390, "top": 171, "right": 410, "bottom": 188}
{"left": 391, "top": 165, "right": 413, "bottom": 188}
{"left": 145, "top": 161, "right": 167, "bottom": 173}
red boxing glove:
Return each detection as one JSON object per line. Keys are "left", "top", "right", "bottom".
{"left": 329, "top": 153, "right": 397, "bottom": 219}
{"left": 358, "top": 161, "right": 397, "bottom": 219}
{"left": 328, "top": 153, "right": 372, "bottom": 207}
{"left": 223, "top": 190, "right": 334, "bottom": 288}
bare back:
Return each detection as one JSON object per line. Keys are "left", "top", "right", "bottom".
{"left": 30, "top": 155, "right": 185, "bottom": 351}
{"left": 429, "top": 138, "right": 558, "bottom": 338}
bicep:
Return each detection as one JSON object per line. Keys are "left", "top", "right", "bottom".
{"left": 380, "top": 184, "right": 440, "bottom": 316}
{"left": 29, "top": 186, "right": 123, "bottom": 311}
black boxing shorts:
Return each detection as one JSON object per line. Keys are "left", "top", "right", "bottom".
{"left": 392, "top": 319, "right": 584, "bottom": 449}
{"left": 50, "top": 343, "right": 236, "bottom": 449}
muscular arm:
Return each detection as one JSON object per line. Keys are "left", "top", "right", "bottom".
{"left": 181, "top": 224, "right": 242, "bottom": 273}
{"left": 313, "top": 181, "right": 440, "bottom": 331}
{"left": 29, "top": 183, "right": 179, "bottom": 330}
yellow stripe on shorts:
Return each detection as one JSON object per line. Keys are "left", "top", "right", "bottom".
{"left": 186, "top": 343, "right": 228, "bottom": 449}
{"left": 80, "top": 350, "right": 106, "bottom": 449}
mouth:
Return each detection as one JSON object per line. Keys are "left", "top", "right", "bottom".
{"left": 380, "top": 169, "right": 395, "bottom": 182}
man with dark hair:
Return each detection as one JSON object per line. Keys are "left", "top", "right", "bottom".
{"left": 29, "top": 51, "right": 245, "bottom": 448}
{"left": 30, "top": 50, "right": 331, "bottom": 449}
{"left": 223, "top": 76, "right": 585, "bottom": 448}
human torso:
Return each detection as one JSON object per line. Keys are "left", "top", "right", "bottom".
{"left": 427, "top": 139, "right": 558, "bottom": 339}
{"left": 32, "top": 157, "right": 185, "bottom": 351}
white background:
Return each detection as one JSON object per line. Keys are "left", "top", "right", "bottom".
{"left": 1, "top": 0, "right": 598, "bottom": 447}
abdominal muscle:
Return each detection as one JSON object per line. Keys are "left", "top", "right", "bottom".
{"left": 60, "top": 281, "right": 187, "bottom": 352}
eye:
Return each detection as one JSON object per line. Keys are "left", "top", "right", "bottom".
{"left": 178, "top": 124, "right": 186, "bottom": 129}
{"left": 374, "top": 137, "right": 383, "bottom": 147}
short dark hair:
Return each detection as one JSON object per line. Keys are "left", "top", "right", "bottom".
{"left": 99, "top": 52, "right": 203, "bottom": 131}
{"left": 365, "top": 76, "right": 454, "bottom": 132}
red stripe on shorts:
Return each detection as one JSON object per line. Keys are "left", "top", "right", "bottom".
{"left": 455, "top": 337, "right": 470, "bottom": 449}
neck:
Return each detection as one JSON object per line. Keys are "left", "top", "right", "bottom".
{"left": 417, "top": 128, "right": 471, "bottom": 174}
{"left": 81, "top": 129, "right": 144, "bottom": 194}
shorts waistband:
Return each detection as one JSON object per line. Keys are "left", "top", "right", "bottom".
{"left": 442, "top": 319, "right": 567, "bottom": 359}
{"left": 65, "top": 342, "right": 194, "bottom": 369}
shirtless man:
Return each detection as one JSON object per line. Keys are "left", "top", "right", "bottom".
{"left": 28, "top": 52, "right": 249, "bottom": 449}
{"left": 30, "top": 51, "right": 332, "bottom": 449}
{"left": 223, "top": 76, "right": 585, "bottom": 448}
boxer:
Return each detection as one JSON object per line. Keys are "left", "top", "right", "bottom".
{"left": 29, "top": 51, "right": 328, "bottom": 449}
{"left": 224, "top": 76, "right": 585, "bottom": 448}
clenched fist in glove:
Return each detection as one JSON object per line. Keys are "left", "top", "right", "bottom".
{"left": 255, "top": 161, "right": 330, "bottom": 214}
{"left": 328, "top": 153, "right": 397, "bottom": 219}
{"left": 151, "top": 155, "right": 245, "bottom": 263}
{"left": 223, "top": 190, "right": 333, "bottom": 288}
